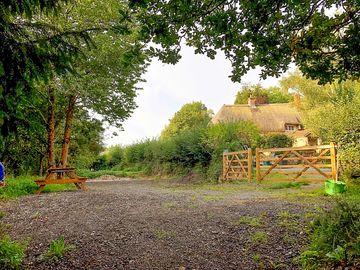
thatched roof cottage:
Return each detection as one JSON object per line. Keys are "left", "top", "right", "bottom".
{"left": 211, "top": 97, "right": 320, "bottom": 147}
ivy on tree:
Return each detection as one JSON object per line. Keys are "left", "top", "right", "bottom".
{"left": 129, "top": 0, "right": 360, "bottom": 84}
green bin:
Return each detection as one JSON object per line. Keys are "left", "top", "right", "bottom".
{"left": 325, "top": 180, "right": 346, "bottom": 195}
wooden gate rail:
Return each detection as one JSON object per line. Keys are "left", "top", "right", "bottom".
{"left": 255, "top": 143, "right": 337, "bottom": 182}
{"left": 223, "top": 148, "right": 252, "bottom": 182}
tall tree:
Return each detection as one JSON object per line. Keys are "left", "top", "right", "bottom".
{"left": 128, "top": 0, "right": 360, "bottom": 84}
{"left": 161, "top": 102, "right": 213, "bottom": 138}
{"left": 48, "top": 0, "right": 148, "bottom": 167}
{"left": 0, "top": 0, "right": 93, "bottom": 143}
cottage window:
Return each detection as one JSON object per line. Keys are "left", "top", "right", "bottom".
{"left": 285, "top": 125, "right": 296, "bottom": 131}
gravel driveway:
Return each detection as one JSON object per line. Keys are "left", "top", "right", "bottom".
{"left": 1, "top": 178, "right": 324, "bottom": 270}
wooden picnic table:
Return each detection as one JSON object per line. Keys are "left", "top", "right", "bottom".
{"left": 35, "top": 167, "right": 88, "bottom": 194}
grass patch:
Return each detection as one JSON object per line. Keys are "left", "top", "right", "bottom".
{"left": 42, "top": 236, "right": 75, "bottom": 263}
{"left": 202, "top": 194, "right": 225, "bottom": 202}
{"left": 77, "top": 169, "right": 141, "bottom": 179}
{"left": 267, "top": 181, "right": 308, "bottom": 190}
{"left": 232, "top": 216, "right": 263, "bottom": 227}
{"left": 0, "top": 236, "right": 27, "bottom": 270}
{"left": 155, "top": 229, "right": 176, "bottom": 240}
{"left": 252, "top": 253, "right": 261, "bottom": 262}
{"left": 250, "top": 231, "right": 268, "bottom": 244}
{"left": 162, "top": 201, "right": 174, "bottom": 209}
{"left": 0, "top": 176, "right": 74, "bottom": 200}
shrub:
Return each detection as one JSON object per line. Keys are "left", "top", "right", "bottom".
{"left": 260, "top": 133, "right": 293, "bottom": 148}
{"left": 299, "top": 199, "right": 360, "bottom": 269}
{"left": 0, "top": 236, "right": 26, "bottom": 270}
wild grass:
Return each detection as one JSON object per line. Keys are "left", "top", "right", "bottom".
{"left": 299, "top": 184, "right": 360, "bottom": 269}
{"left": 42, "top": 236, "right": 75, "bottom": 263}
{"left": 0, "top": 236, "right": 27, "bottom": 270}
{"left": 250, "top": 231, "right": 268, "bottom": 244}
{"left": 155, "top": 229, "right": 176, "bottom": 240}
{"left": 232, "top": 216, "right": 263, "bottom": 227}
{"left": 0, "top": 176, "right": 74, "bottom": 200}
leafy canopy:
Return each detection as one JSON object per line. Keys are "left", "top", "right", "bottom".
{"left": 129, "top": 0, "right": 360, "bottom": 83}
{"left": 234, "top": 84, "right": 292, "bottom": 104}
{"left": 161, "top": 102, "right": 213, "bottom": 138}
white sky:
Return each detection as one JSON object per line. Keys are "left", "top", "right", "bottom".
{"left": 105, "top": 45, "right": 290, "bottom": 146}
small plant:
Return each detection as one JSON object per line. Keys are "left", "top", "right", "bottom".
{"left": 155, "top": 229, "right": 176, "bottom": 240}
{"left": 253, "top": 253, "right": 261, "bottom": 262}
{"left": 206, "top": 212, "right": 215, "bottom": 220}
{"left": 42, "top": 236, "right": 75, "bottom": 263}
{"left": 233, "top": 216, "right": 263, "bottom": 227}
{"left": 250, "top": 231, "right": 268, "bottom": 244}
{"left": 162, "top": 201, "right": 174, "bottom": 209}
{"left": 0, "top": 236, "right": 27, "bottom": 270}
{"left": 0, "top": 211, "right": 4, "bottom": 219}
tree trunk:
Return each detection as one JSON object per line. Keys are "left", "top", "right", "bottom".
{"left": 39, "top": 154, "right": 45, "bottom": 176}
{"left": 47, "top": 86, "right": 56, "bottom": 168}
{"left": 60, "top": 95, "right": 77, "bottom": 168}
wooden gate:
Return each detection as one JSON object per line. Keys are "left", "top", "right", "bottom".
{"left": 223, "top": 149, "right": 252, "bottom": 182}
{"left": 255, "top": 143, "right": 337, "bottom": 182}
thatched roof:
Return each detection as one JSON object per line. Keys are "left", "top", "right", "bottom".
{"left": 211, "top": 103, "right": 302, "bottom": 133}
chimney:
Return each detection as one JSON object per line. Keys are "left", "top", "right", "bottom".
{"left": 248, "top": 96, "right": 257, "bottom": 108}
{"left": 293, "top": 93, "right": 301, "bottom": 107}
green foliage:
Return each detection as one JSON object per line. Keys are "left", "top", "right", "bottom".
{"left": 93, "top": 120, "right": 261, "bottom": 181}
{"left": 299, "top": 199, "right": 360, "bottom": 269}
{"left": 260, "top": 134, "right": 293, "bottom": 149}
{"left": 129, "top": 1, "right": 360, "bottom": 83}
{"left": 250, "top": 231, "right": 268, "bottom": 244}
{"left": 161, "top": 102, "right": 212, "bottom": 138}
{"left": 0, "top": 236, "right": 26, "bottom": 270}
{"left": 42, "top": 236, "right": 74, "bottom": 263}
{"left": 234, "top": 84, "right": 292, "bottom": 104}
{"left": 284, "top": 73, "right": 360, "bottom": 178}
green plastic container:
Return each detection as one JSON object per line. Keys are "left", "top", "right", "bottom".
{"left": 325, "top": 180, "right": 346, "bottom": 195}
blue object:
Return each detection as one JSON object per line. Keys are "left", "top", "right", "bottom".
{"left": 0, "top": 162, "right": 5, "bottom": 182}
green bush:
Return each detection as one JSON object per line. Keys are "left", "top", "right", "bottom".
{"left": 260, "top": 133, "right": 293, "bottom": 148}
{"left": 299, "top": 198, "right": 360, "bottom": 269}
{"left": 0, "top": 236, "right": 26, "bottom": 270}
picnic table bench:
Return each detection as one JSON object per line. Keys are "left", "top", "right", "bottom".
{"left": 35, "top": 167, "right": 88, "bottom": 194}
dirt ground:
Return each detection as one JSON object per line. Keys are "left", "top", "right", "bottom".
{"left": 2, "top": 178, "right": 326, "bottom": 270}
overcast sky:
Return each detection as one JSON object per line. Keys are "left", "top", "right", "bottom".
{"left": 105, "top": 45, "right": 290, "bottom": 146}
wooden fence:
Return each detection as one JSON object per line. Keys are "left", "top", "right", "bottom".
{"left": 223, "top": 149, "right": 252, "bottom": 182}
{"left": 222, "top": 143, "right": 337, "bottom": 182}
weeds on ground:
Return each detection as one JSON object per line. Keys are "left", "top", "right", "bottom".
{"left": 0, "top": 211, "right": 4, "bottom": 219}
{"left": 162, "top": 201, "right": 174, "bottom": 209}
{"left": 0, "top": 236, "right": 27, "bottom": 270}
{"left": 155, "top": 229, "right": 176, "bottom": 240}
{"left": 42, "top": 236, "right": 75, "bottom": 263}
{"left": 252, "top": 253, "right": 261, "bottom": 262}
{"left": 202, "top": 194, "right": 225, "bottom": 202}
{"left": 250, "top": 231, "right": 268, "bottom": 244}
{"left": 232, "top": 216, "right": 263, "bottom": 227}
{"left": 299, "top": 189, "right": 360, "bottom": 269}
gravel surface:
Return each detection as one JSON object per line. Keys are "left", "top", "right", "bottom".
{"left": 1, "top": 179, "right": 324, "bottom": 270}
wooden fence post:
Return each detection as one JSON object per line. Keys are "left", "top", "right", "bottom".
{"left": 256, "top": 148, "right": 260, "bottom": 182}
{"left": 247, "top": 148, "right": 252, "bottom": 182}
{"left": 330, "top": 142, "right": 337, "bottom": 180}
{"left": 222, "top": 153, "right": 227, "bottom": 182}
